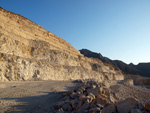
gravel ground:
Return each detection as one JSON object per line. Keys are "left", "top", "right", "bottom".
{"left": 0, "top": 80, "right": 150, "bottom": 113}
{"left": 110, "top": 84, "right": 150, "bottom": 104}
{"left": 0, "top": 80, "right": 80, "bottom": 113}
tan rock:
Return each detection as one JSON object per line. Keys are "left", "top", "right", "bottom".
{"left": 116, "top": 98, "right": 138, "bottom": 113}
{"left": 87, "top": 88, "right": 99, "bottom": 96}
{"left": 70, "top": 92, "right": 77, "bottom": 99}
{"left": 107, "top": 94, "right": 117, "bottom": 103}
{"left": 95, "top": 95, "right": 110, "bottom": 107}
{"left": 122, "top": 79, "right": 134, "bottom": 85}
{"left": 79, "top": 94, "right": 87, "bottom": 101}
{"left": 87, "top": 93, "right": 95, "bottom": 101}
{"left": 89, "top": 107, "right": 101, "bottom": 113}
{"left": 102, "top": 103, "right": 116, "bottom": 113}
{"left": 0, "top": 7, "right": 124, "bottom": 81}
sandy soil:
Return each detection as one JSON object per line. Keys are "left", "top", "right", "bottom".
{"left": 0, "top": 80, "right": 80, "bottom": 113}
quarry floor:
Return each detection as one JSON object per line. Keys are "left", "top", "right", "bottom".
{"left": 0, "top": 80, "right": 150, "bottom": 113}
{"left": 0, "top": 80, "right": 80, "bottom": 113}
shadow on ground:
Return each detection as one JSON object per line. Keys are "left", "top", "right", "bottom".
{"left": 1, "top": 81, "right": 80, "bottom": 113}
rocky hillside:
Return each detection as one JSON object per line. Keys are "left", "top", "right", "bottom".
{"left": 0, "top": 7, "right": 124, "bottom": 81}
{"left": 129, "top": 63, "right": 150, "bottom": 77}
{"left": 80, "top": 49, "right": 150, "bottom": 77}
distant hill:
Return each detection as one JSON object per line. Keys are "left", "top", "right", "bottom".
{"left": 80, "top": 49, "right": 150, "bottom": 77}
{"left": 129, "top": 63, "right": 150, "bottom": 77}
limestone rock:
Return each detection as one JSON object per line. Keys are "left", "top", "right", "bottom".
{"left": 87, "top": 88, "right": 99, "bottom": 96}
{"left": 0, "top": 7, "right": 124, "bottom": 81}
{"left": 101, "top": 103, "right": 116, "bottom": 113}
{"left": 116, "top": 98, "right": 138, "bottom": 113}
{"left": 95, "top": 95, "right": 110, "bottom": 107}
{"left": 123, "top": 79, "right": 134, "bottom": 85}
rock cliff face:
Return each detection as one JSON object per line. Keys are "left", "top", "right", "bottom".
{"left": 0, "top": 7, "right": 124, "bottom": 81}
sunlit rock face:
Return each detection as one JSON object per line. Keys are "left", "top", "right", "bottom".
{"left": 0, "top": 7, "right": 124, "bottom": 81}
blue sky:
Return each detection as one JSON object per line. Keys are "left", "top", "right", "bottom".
{"left": 0, "top": 0, "right": 150, "bottom": 64}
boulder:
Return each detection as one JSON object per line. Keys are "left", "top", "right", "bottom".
{"left": 95, "top": 95, "right": 110, "bottom": 107}
{"left": 123, "top": 79, "right": 134, "bottom": 85}
{"left": 87, "top": 88, "right": 99, "bottom": 96}
{"left": 116, "top": 98, "right": 138, "bottom": 113}
{"left": 102, "top": 103, "right": 116, "bottom": 113}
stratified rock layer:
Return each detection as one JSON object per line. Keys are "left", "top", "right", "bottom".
{"left": 0, "top": 7, "right": 124, "bottom": 81}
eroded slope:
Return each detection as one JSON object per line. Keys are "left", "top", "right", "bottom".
{"left": 0, "top": 7, "right": 124, "bottom": 81}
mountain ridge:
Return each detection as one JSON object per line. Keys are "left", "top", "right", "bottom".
{"left": 80, "top": 49, "right": 150, "bottom": 77}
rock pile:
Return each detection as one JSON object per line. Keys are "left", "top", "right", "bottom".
{"left": 54, "top": 80, "right": 150, "bottom": 113}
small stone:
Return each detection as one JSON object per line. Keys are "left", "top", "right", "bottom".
{"left": 76, "top": 91, "right": 81, "bottom": 95}
{"left": 92, "top": 85, "right": 97, "bottom": 89}
{"left": 99, "top": 87, "right": 103, "bottom": 94}
{"left": 89, "top": 107, "right": 101, "bottom": 113}
{"left": 107, "top": 94, "right": 117, "bottom": 103}
{"left": 95, "top": 95, "right": 110, "bottom": 107}
{"left": 76, "top": 87, "right": 85, "bottom": 93}
{"left": 87, "top": 93, "right": 95, "bottom": 100}
{"left": 54, "top": 101, "right": 65, "bottom": 109}
{"left": 79, "top": 94, "right": 87, "bottom": 101}
{"left": 96, "top": 103, "right": 104, "bottom": 109}
{"left": 70, "top": 92, "right": 76, "bottom": 99}
{"left": 62, "top": 103, "right": 72, "bottom": 112}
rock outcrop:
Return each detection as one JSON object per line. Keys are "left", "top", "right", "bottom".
{"left": 0, "top": 7, "right": 124, "bottom": 81}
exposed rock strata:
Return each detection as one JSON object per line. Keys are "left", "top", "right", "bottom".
{"left": 0, "top": 7, "right": 124, "bottom": 81}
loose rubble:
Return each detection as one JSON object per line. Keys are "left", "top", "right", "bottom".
{"left": 54, "top": 80, "right": 150, "bottom": 113}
